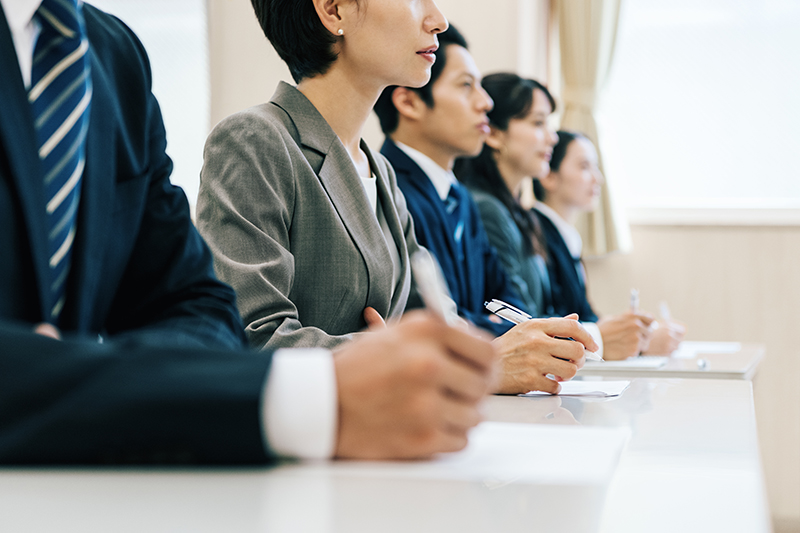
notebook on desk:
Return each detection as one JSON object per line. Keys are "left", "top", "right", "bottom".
{"left": 671, "top": 341, "right": 742, "bottom": 359}
{"left": 522, "top": 380, "right": 631, "bottom": 397}
{"left": 583, "top": 356, "right": 668, "bottom": 369}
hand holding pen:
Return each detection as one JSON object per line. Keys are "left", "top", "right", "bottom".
{"left": 483, "top": 299, "right": 600, "bottom": 395}
{"left": 484, "top": 299, "right": 602, "bottom": 361}
{"left": 641, "top": 300, "right": 686, "bottom": 355}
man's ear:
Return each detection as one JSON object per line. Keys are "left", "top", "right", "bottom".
{"left": 484, "top": 126, "right": 505, "bottom": 152}
{"left": 539, "top": 169, "right": 560, "bottom": 193}
{"left": 391, "top": 87, "right": 428, "bottom": 122}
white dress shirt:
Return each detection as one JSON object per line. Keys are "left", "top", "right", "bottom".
{"left": 2, "top": 0, "right": 40, "bottom": 88}
{"left": 2, "top": 0, "right": 338, "bottom": 459}
{"left": 395, "top": 141, "right": 457, "bottom": 201}
{"left": 359, "top": 171, "right": 402, "bottom": 294}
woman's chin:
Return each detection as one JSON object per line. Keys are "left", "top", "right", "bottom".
{"left": 396, "top": 70, "right": 433, "bottom": 90}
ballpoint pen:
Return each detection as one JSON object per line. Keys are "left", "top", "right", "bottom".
{"left": 484, "top": 299, "right": 603, "bottom": 361}
{"left": 411, "top": 251, "right": 460, "bottom": 326}
{"left": 630, "top": 288, "right": 639, "bottom": 314}
{"left": 659, "top": 301, "right": 671, "bottom": 322}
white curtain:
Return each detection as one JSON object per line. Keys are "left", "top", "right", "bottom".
{"left": 553, "top": 0, "right": 630, "bottom": 255}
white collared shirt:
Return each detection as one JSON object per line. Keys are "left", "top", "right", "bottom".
{"left": 1, "top": 0, "right": 42, "bottom": 88}
{"left": 395, "top": 141, "right": 457, "bottom": 201}
{"left": 1, "top": 0, "right": 338, "bottom": 460}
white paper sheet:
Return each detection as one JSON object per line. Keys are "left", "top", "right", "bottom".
{"left": 671, "top": 341, "right": 742, "bottom": 359}
{"left": 264, "top": 422, "right": 631, "bottom": 533}
{"left": 583, "top": 356, "right": 668, "bottom": 369}
{"left": 522, "top": 380, "right": 631, "bottom": 397}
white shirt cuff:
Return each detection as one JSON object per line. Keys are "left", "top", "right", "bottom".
{"left": 261, "top": 348, "right": 338, "bottom": 459}
{"left": 581, "top": 322, "right": 604, "bottom": 360}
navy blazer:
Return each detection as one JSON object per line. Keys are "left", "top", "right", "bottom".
{"left": 382, "top": 139, "right": 527, "bottom": 336}
{"left": 534, "top": 210, "right": 599, "bottom": 322}
{"left": 0, "top": 4, "right": 272, "bottom": 464}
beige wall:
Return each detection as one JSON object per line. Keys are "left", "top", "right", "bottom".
{"left": 585, "top": 224, "right": 800, "bottom": 529}
{"left": 207, "top": 0, "right": 542, "bottom": 146}
{"left": 207, "top": 1, "right": 799, "bottom": 529}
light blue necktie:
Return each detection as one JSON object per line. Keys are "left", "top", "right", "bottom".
{"left": 28, "top": 0, "right": 92, "bottom": 323}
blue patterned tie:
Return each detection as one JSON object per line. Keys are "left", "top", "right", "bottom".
{"left": 28, "top": 0, "right": 92, "bottom": 323}
{"left": 444, "top": 185, "right": 465, "bottom": 261}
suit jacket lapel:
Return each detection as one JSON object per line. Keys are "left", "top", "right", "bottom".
{"left": 0, "top": 6, "right": 51, "bottom": 320}
{"left": 384, "top": 140, "right": 466, "bottom": 294}
{"left": 61, "top": 45, "right": 113, "bottom": 329}
{"left": 367, "top": 143, "right": 411, "bottom": 313}
{"left": 270, "top": 83, "right": 395, "bottom": 314}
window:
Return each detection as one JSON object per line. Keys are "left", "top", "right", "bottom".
{"left": 598, "top": 0, "right": 800, "bottom": 223}
{"left": 88, "top": 0, "right": 208, "bottom": 208}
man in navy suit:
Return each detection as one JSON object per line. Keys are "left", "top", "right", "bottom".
{"left": 0, "top": 1, "right": 494, "bottom": 464}
{"left": 374, "top": 26, "right": 598, "bottom": 395}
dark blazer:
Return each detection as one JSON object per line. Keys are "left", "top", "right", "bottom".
{"left": 382, "top": 139, "right": 527, "bottom": 336}
{"left": 533, "top": 210, "right": 599, "bottom": 322}
{"left": 0, "top": 4, "right": 272, "bottom": 464}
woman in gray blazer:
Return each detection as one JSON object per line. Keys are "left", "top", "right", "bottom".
{"left": 197, "top": 1, "right": 448, "bottom": 350}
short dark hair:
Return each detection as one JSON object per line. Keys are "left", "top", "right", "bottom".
{"left": 374, "top": 25, "right": 469, "bottom": 134}
{"left": 455, "top": 73, "right": 556, "bottom": 256}
{"left": 533, "top": 130, "right": 586, "bottom": 201}
{"left": 250, "top": 0, "right": 347, "bottom": 83}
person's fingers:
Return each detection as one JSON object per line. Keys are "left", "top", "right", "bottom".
{"left": 34, "top": 323, "right": 61, "bottom": 340}
{"left": 438, "top": 356, "right": 491, "bottom": 403}
{"left": 363, "top": 307, "right": 386, "bottom": 329}
{"left": 546, "top": 357, "right": 581, "bottom": 381}
{"left": 632, "top": 312, "right": 655, "bottom": 326}
{"left": 534, "top": 375, "right": 561, "bottom": 395}
{"left": 438, "top": 323, "right": 496, "bottom": 374}
{"left": 671, "top": 321, "right": 687, "bottom": 335}
{"left": 538, "top": 318, "right": 599, "bottom": 352}
{"left": 545, "top": 335, "right": 587, "bottom": 365}
{"left": 638, "top": 324, "right": 654, "bottom": 344}
{"left": 439, "top": 396, "right": 483, "bottom": 432}
{"left": 430, "top": 429, "right": 470, "bottom": 454}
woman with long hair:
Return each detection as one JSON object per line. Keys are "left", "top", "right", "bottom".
{"left": 534, "top": 131, "right": 685, "bottom": 357}
{"left": 457, "top": 73, "right": 684, "bottom": 359}
{"left": 455, "top": 73, "right": 555, "bottom": 318}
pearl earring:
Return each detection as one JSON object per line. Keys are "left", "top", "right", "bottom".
{"left": 337, "top": 28, "right": 344, "bottom": 35}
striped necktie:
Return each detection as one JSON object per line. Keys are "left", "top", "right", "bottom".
{"left": 28, "top": 0, "right": 92, "bottom": 323}
{"left": 444, "top": 185, "right": 465, "bottom": 261}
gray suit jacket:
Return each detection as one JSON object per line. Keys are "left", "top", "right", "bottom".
{"left": 197, "top": 82, "right": 422, "bottom": 350}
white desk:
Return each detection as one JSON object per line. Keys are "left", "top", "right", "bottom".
{"left": 485, "top": 378, "right": 772, "bottom": 533}
{"left": 0, "top": 423, "right": 628, "bottom": 533}
{"left": 0, "top": 378, "right": 770, "bottom": 533}
{"left": 579, "top": 342, "right": 765, "bottom": 380}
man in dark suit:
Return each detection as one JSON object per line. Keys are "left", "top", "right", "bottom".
{"left": 374, "top": 26, "right": 598, "bottom": 395}
{"left": 0, "top": 1, "right": 494, "bottom": 464}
